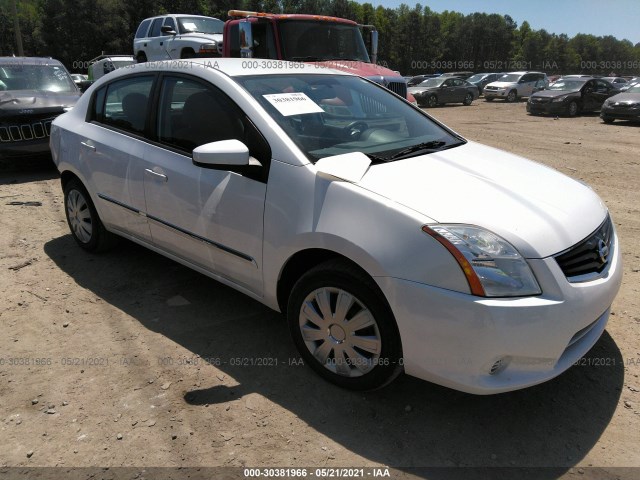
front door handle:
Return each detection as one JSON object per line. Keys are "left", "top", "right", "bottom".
{"left": 80, "top": 141, "right": 95, "bottom": 151}
{"left": 145, "top": 168, "right": 168, "bottom": 182}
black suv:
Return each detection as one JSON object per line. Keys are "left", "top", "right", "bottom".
{"left": 1, "top": 57, "right": 80, "bottom": 159}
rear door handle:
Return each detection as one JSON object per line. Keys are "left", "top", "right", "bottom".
{"left": 145, "top": 168, "right": 168, "bottom": 182}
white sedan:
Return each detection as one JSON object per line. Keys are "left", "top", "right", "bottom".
{"left": 50, "top": 59, "right": 622, "bottom": 394}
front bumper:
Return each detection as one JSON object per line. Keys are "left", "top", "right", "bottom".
{"left": 1, "top": 115, "right": 57, "bottom": 159}
{"left": 527, "top": 101, "right": 568, "bottom": 115}
{"left": 601, "top": 105, "right": 640, "bottom": 121}
{"left": 376, "top": 230, "right": 623, "bottom": 394}
{"left": 484, "top": 90, "right": 507, "bottom": 99}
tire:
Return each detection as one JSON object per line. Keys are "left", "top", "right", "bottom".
{"left": 181, "top": 49, "right": 195, "bottom": 59}
{"left": 427, "top": 95, "right": 438, "bottom": 108}
{"left": 463, "top": 93, "right": 473, "bottom": 106}
{"left": 506, "top": 90, "right": 517, "bottom": 102}
{"left": 602, "top": 116, "right": 615, "bottom": 124}
{"left": 136, "top": 52, "right": 147, "bottom": 64}
{"left": 63, "top": 179, "right": 117, "bottom": 252}
{"left": 567, "top": 101, "right": 579, "bottom": 117}
{"left": 287, "top": 260, "right": 403, "bottom": 391}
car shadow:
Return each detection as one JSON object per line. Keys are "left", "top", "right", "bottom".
{"left": 0, "top": 155, "right": 59, "bottom": 185}
{"left": 44, "top": 235, "right": 624, "bottom": 477}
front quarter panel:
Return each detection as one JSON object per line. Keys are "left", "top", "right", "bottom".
{"left": 262, "top": 160, "right": 472, "bottom": 309}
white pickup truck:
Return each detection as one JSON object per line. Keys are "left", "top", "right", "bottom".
{"left": 133, "top": 14, "right": 224, "bottom": 62}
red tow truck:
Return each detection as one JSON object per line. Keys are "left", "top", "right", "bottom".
{"left": 223, "top": 10, "right": 413, "bottom": 103}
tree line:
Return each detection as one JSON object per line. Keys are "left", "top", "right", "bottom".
{"left": 2, "top": 0, "right": 640, "bottom": 76}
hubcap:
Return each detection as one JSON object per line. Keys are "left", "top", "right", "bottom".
{"left": 67, "top": 189, "right": 92, "bottom": 243}
{"left": 299, "top": 287, "right": 382, "bottom": 377}
{"left": 569, "top": 103, "right": 577, "bottom": 115}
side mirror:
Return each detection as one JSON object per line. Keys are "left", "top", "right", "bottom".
{"left": 239, "top": 20, "right": 253, "bottom": 58}
{"left": 161, "top": 25, "right": 177, "bottom": 35}
{"left": 369, "top": 30, "right": 379, "bottom": 65}
{"left": 193, "top": 140, "right": 250, "bottom": 168}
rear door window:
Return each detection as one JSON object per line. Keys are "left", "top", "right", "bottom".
{"left": 92, "top": 76, "right": 155, "bottom": 136}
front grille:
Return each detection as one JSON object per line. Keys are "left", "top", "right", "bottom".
{"left": 484, "top": 86, "right": 498, "bottom": 91}
{"left": 359, "top": 93, "right": 387, "bottom": 114}
{"left": 530, "top": 97, "right": 551, "bottom": 104}
{"left": 386, "top": 81, "right": 407, "bottom": 99}
{"left": 554, "top": 215, "right": 613, "bottom": 281}
{"left": 612, "top": 102, "right": 637, "bottom": 108}
{"left": 0, "top": 117, "right": 56, "bottom": 143}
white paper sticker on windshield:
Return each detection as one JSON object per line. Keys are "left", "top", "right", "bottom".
{"left": 182, "top": 22, "right": 197, "bottom": 31}
{"left": 262, "top": 92, "right": 324, "bottom": 116}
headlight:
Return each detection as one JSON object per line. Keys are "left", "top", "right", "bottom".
{"left": 198, "top": 42, "right": 218, "bottom": 54}
{"left": 422, "top": 225, "right": 542, "bottom": 297}
{"left": 552, "top": 96, "right": 567, "bottom": 103}
{"left": 603, "top": 99, "right": 612, "bottom": 106}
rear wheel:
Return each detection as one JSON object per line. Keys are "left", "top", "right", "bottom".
{"left": 463, "top": 93, "right": 473, "bottom": 106}
{"left": 64, "top": 179, "right": 117, "bottom": 252}
{"left": 506, "top": 90, "right": 517, "bottom": 102}
{"left": 287, "top": 260, "right": 403, "bottom": 390}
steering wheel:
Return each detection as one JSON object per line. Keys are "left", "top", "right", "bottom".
{"left": 343, "top": 121, "right": 369, "bottom": 140}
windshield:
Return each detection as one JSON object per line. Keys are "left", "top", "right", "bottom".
{"left": 498, "top": 74, "right": 522, "bottom": 83}
{"left": 627, "top": 84, "right": 640, "bottom": 93}
{"left": 177, "top": 17, "right": 223, "bottom": 34}
{"left": 236, "top": 74, "right": 462, "bottom": 162}
{"left": 417, "top": 78, "right": 445, "bottom": 88}
{"left": 0, "top": 63, "right": 76, "bottom": 93}
{"left": 279, "top": 20, "right": 370, "bottom": 62}
{"left": 548, "top": 80, "right": 585, "bottom": 91}
{"left": 466, "top": 74, "right": 485, "bottom": 83}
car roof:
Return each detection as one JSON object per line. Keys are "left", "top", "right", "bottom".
{"left": 0, "top": 56, "right": 63, "bottom": 66}
{"left": 556, "top": 77, "right": 593, "bottom": 82}
{"left": 98, "top": 58, "right": 349, "bottom": 80}
{"left": 143, "top": 14, "right": 219, "bottom": 21}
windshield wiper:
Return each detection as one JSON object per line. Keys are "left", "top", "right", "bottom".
{"left": 363, "top": 152, "right": 390, "bottom": 164}
{"left": 385, "top": 141, "right": 453, "bottom": 161}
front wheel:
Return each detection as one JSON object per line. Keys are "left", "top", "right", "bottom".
{"left": 427, "top": 95, "right": 438, "bottom": 108}
{"left": 136, "top": 52, "right": 147, "bottom": 63}
{"left": 181, "top": 49, "right": 195, "bottom": 59}
{"left": 506, "top": 90, "right": 517, "bottom": 102}
{"left": 567, "top": 101, "right": 579, "bottom": 117}
{"left": 64, "top": 179, "right": 117, "bottom": 252}
{"left": 287, "top": 260, "right": 403, "bottom": 390}
{"left": 463, "top": 93, "right": 473, "bottom": 106}
{"left": 602, "top": 116, "right": 615, "bottom": 124}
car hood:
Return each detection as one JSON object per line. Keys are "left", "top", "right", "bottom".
{"left": 312, "top": 60, "right": 401, "bottom": 80}
{"left": 355, "top": 141, "right": 606, "bottom": 258}
{"left": 0, "top": 90, "right": 80, "bottom": 115}
{"left": 486, "top": 81, "right": 517, "bottom": 88}
{"left": 607, "top": 92, "right": 640, "bottom": 103}
{"left": 177, "top": 32, "right": 223, "bottom": 43}
{"left": 530, "top": 89, "right": 580, "bottom": 99}
{"left": 407, "top": 86, "right": 439, "bottom": 94}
